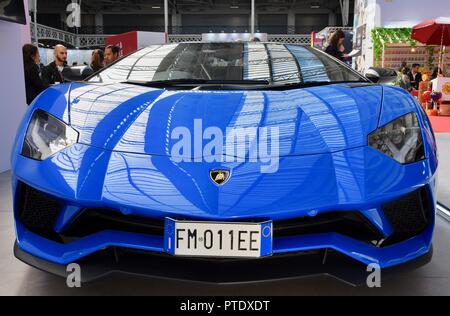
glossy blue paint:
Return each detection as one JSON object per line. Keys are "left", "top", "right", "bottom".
{"left": 12, "top": 144, "right": 435, "bottom": 220}
{"left": 11, "top": 81, "right": 438, "bottom": 272}
{"left": 360, "top": 207, "right": 394, "bottom": 237}
{"left": 65, "top": 83, "right": 383, "bottom": 157}
{"left": 53, "top": 205, "right": 82, "bottom": 233}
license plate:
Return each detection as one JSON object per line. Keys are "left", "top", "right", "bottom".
{"left": 164, "top": 218, "right": 272, "bottom": 258}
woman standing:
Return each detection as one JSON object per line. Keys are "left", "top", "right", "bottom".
{"left": 398, "top": 67, "right": 412, "bottom": 92}
{"left": 430, "top": 67, "right": 444, "bottom": 81}
{"left": 82, "top": 49, "right": 104, "bottom": 78}
{"left": 22, "top": 44, "right": 48, "bottom": 105}
{"left": 325, "top": 30, "right": 349, "bottom": 62}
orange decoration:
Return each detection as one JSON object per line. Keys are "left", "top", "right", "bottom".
{"left": 427, "top": 109, "right": 439, "bottom": 116}
{"left": 443, "top": 83, "right": 450, "bottom": 95}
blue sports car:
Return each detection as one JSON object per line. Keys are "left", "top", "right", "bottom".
{"left": 12, "top": 42, "right": 438, "bottom": 284}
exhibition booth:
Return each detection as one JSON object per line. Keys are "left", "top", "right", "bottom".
{"left": 353, "top": 0, "right": 450, "bottom": 71}
{"left": 105, "top": 31, "right": 167, "bottom": 56}
{"left": 351, "top": 0, "right": 450, "bottom": 126}
{"left": 0, "top": 0, "right": 29, "bottom": 172}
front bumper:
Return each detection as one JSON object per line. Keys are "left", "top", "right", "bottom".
{"left": 12, "top": 143, "right": 437, "bottom": 282}
{"left": 14, "top": 205, "right": 434, "bottom": 268}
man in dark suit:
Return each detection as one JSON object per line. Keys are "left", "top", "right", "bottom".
{"left": 408, "top": 64, "right": 423, "bottom": 90}
{"left": 41, "top": 45, "right": 68, "bottom": 85}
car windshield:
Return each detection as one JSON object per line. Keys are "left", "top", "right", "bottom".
{"left": 89, "top": 42, "right": 366, "bottom": 88}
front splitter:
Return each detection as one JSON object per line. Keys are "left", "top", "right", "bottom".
{"left": 14, "top": 242, "right": 433, "bottom": 286}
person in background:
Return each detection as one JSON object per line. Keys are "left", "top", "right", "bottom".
{"left": 82, "top": 49, "right": 105, "bottom": 78}
{"left": 37, "top": 61, "right": 44, "bottom": 75}
{"left": 91, "top": 49, "right": 104, "bottom": 72}
{"left": 325, "top": 30, "right": 349, "bottom": 62}
{"left": 23, "top": 44, "right": 48, "bottom": 105}
{"left": 398, "top": 67, "right": 412, "bottom": 92}
{"left": 408, "top": 64, "right": 423, "bottom": 90}
{"left": 398, "top": 61, "right": 408, "bottom": 72}
{"left": 104, "top": 45, "right": 120, "bottom": 65}
{"left": 430, "top": 67, "right": 444, "bottom": 81}
{"left": 41, "top": 44, "right": 68, "bottom": 85}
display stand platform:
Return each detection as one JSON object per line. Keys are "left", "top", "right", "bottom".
{"left": 429, "top": 115, "right": 450, "bottom": 133}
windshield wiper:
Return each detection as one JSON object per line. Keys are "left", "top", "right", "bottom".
{"left": 124, "top": 79, "right": 370, "bottom": 91}
{"left": 264, "top": 80, "right": 370, "bottom": 90}
{"left": 124, "top": 79, "right": 270, "bottom": 88}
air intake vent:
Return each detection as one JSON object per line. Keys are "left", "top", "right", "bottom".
{"left": 382, "top": 187, "right": 431, "bottom": 245}
{"left": 273, "top": 211, "right": 384, "bottom": 245}
{"left": 17, "top": 183, "right": 62, "bottom": 238}
{"left": 61, "top": 208, "right": 165, "bottom": 241}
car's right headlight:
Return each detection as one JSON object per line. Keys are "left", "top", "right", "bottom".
{"left": 368, "top": 112, "right": 425, "bottom": 164}
{"left": 21, "top": 109, "right": 79, "bottom": 160}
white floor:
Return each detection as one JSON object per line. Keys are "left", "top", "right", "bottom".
{"left": 437, "top": 134, "right": 450, "bottom": 207}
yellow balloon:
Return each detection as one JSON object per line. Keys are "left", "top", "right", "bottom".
{"left": 444, "top": 83, "right": 450, "bottom": 95}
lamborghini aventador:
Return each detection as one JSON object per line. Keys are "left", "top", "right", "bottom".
{"left": 12, "top": 42, "right": 438, "bottom": 283}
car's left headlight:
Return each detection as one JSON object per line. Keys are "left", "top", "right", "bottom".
{"left": 21, "top": 109, "right": 79, "bottom": 160}
{"left": 368, "top": 112, "right": 425, "bottom": 164}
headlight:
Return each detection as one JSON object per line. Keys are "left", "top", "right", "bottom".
{"left": 368, "top": 112, "right": 425, "bottom": 164}
{"left": 22, "top": 109, "right": 79, "bottom": 160}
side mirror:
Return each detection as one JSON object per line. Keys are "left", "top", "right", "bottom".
{"left": 366, "top": 74, "right": 380, "bottom": 83}
{"left": 62, "top": 67, "right": 84, "bottom": 82}
{"left": 365, "top": 69, "right": 380, "bottom": 83}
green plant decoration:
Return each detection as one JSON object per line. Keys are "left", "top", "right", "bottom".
{"left": 426, "top": 46, "right": 435, "bottom": 69}
{"left": 371, "top": 27, "right": 416, "bottom": 65}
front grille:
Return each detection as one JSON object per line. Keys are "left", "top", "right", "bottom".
{"left": 382, "top": 187, "right": 432, "bottom": 245}
{"left": 17, "top": 182, "right": 63, "bottom": 239}
{"left": 17, "top": 184, "right": 410, "bottom": 248}
{"left": 273, "top": 211, "right": 384, "bottom": 245}
{"left": 60, "top": 208, "right": 165, "bottom": 242}
{"left": 59, "top": 209, "right": 383, "bottom": 245}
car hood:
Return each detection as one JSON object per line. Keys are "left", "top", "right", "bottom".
{"left": 68, "top": 82, "right": 383, "bottom": 157}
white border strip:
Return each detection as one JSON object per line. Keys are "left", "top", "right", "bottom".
{"left": 437, "top": 203, "right": 450, "bottom": 222}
